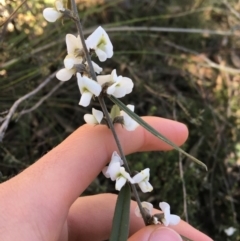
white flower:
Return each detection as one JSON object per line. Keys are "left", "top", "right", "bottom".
{"left": 120, "top": 105, "right": 139, "bottom": 131}
{"left": 77, "top": 73, "right": 102, "bottom": 107}
{"left": 65, "top": 34, "right": 83, "bottom": 68}
{"left": 135, "top": 201, "right": 154, "bottom": 218}
{"left": 132, "top": 168, "right": 153, "bottom": 193}
{"left": 135, "top": 201, "right": 180, "bottom": 226}
{"left": 56, "top": 60, "right": 102, "bottom": 81}
{"left": 102, "top": 151, "right": 133, "bottom": 191}
{"left": 84, "top": 108, "right": 103, "bottom": 124}
{"left": 159, "top": 202, "right": 181, "bottom": 226}
{"left": 97, "top": 69, "right": 133, "bottom": 98}
{"left": 56, "top": 34, "right": 82, "bottom": 81}
{"left": 56, "top": 34, "right": 102, "bottom": 81}
{"left": 224, "top": 227, "right": 236, "bottom": 236}
{"left": 86, "top": 26, "right": 113, "bottom": 62}
{"left": 43, "top": 0, "right": 64, "bottom": 22}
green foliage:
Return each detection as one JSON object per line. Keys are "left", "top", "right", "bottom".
{"left": 109, "top": 184, "right": 131, "bottom": 241}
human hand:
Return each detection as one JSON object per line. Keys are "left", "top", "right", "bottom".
{"left": 0, "top": 117, "right": 213, "bottom": 241}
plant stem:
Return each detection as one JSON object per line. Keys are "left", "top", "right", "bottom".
{"left": 70, "top": 0, "right": 148, "bottom": 225}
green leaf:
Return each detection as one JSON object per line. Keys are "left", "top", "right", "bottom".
{"left": 110, "top": 104, "right": 121, "bottom": 119}
{"left": 109, "top": 96, "right": 207, "bottom": 171}
{"left": 109, "top": 184, "right": 131, "bottom": 241}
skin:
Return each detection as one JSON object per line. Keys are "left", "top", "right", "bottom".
{"left": 0, "top": 117, "right": 213, "bottom": 241}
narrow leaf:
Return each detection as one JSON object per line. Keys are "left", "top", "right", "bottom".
{"left": 109, "top": 96, "right": 207, "bottom": 170}
{"left": 109, "top": 184, "right": 131, "bottom": 241}
{"left": 180, "top": 235, "right": 195, "bottom": 241}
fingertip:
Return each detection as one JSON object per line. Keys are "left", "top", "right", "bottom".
{"left": 129, "top": 226, "right": 182, "bottom": 241}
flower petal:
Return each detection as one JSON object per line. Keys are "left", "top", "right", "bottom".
{"left": 115, "top": 176, "right": 127, "bottom": 191}
{"left": 66, "top": 34, "right": 82, "bottom": 55}
{"left": 224, "top": 227, "right": 237, "bottom": 236}
{"left": 43, "top": 8, "right": 62, "bottom": 22}
{"left": 77, "top": 73, "right": 102, "bottom": 96}
{"left": 119, "top": 167, "right": 133, "bottom": 183}
{"left": 95, "top": 48, "right": 107, "bottom": 62}
{"left": 159, "top": 202, "right": 170, "bottom": 213}
{"left": 91, "top": 61, "right": 103, "bottom": 74}
{"left": 159, "top": 202, "right": 171, "bottom": 226}
{"left": 110, "top": 151, "right": 124, "bottom": 165}
{"left": 64, "top": 55, "right": 75, "bottom": 69}
{"left": 56, "top": 68, "right": 75, "bottom": 81}
{"left": 55, "top": 0, "right": 64, "bottom": 11}
{"left": 86, "top": 26, "right": 113, "bottom": 61}
{"left": 84, "top": 114, "right": 97, "bottom": 124}
{"left": 120, "top": 77, "right": 134, "bottom": 94}
{"left": 106, "top": 162, "right": 121, "bottom": 181}
{"left": 111, "top": 69, "right": 118, "bottom": 81}
{"left": 97, "top": 74, "right": 111, "bottom": 85}
{"left": 124, "top": 120, "right": 139, "bottom": 131}
{"left": 106, "top": 83, "right": 117, "bottom": 95}
{"left": 102, "top": 44, "right": 113, "bottom": 59}
{"left": 135, "top": 202, "right": 153, "bottom": 218}
{"left": 169, "top": 215, "right": 181, "bottom": 226}
{"left": 102, "top": 166, "right": 110, "bottom": 178}
{"left": 79, "top": 92, "right": 93, "bottom": 107}
{"left": 92, "top": 108, "right": 103, "bottom": 123}
{"left": 138, "top": 181, "right": 153, "bottom": 193}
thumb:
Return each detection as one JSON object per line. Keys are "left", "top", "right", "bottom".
{"left": 128, "top": 226, "right": 182, "bottom": 241}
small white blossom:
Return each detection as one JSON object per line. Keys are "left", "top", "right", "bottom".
{"left": 84, "top": 108, "right": 103, "bottom": 124}
{"left": 135, "top": 201, "right": 154, "bottom": 218}
{"left": 77, "top": 73, "right": 102, "bottom": 107}
{"left": 135, "top": 201, "right": 180, "bottom": 226}
{"left": 132, "top": 168, "right": 153, "bottom": 193}
{"left": 43, "top": 0, "right": 64, "bottom": 22}
{"left": 159, "top": 202, "right": 181, "bottom": 226}
{"left": 102, "top": 151, "right": 133, "bottom": 191}
{"left": 97, "top": 69, "right": 133, "bottom": 98}
{"left": 56, "top": 34, "right": 82, "bottom": 81}
{"left": 224, "top": 227, "right": 236, "bottom": 236}
{"left": 86, "top": 26, "right": 113, "bottom": 62}
{"left": 87, "top": 61, "right": 103, "bottom": 74}
{"left": 120, "top": 105, "right": 139, "bottom": 131}
{"left": 56, "top": 34, "right": 102, "bottom": 81}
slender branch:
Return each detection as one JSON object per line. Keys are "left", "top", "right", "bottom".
{"left": 99, "top": 97, "right": 148, "bottom": 225}
{"left": 2, "top": 26, "right": 240, "bottom": 70}
{"left": 0, "top": 71, "right": 57, "bottom": 142}
{"left": 163, "top": 40, "right": 240, "bottom": 74}
{"left": 70, "top": 0, "right": 148, "bottom": 225}
{"left": 179, "top": 153, "right": 189, "bottom": 223}
{"left": 223, "top": 0, "right": 240, "bottom": 20}
{"left": 0, "top": 0, "right": 27, "bottom": 27}
{"left": 18, "top": 81, "right": 64, "bottom": 118}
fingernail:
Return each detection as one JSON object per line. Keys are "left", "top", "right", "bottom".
{"left": 149, "top": 227, "right": 182, "bottom": 241}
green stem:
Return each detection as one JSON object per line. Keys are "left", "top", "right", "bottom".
{"left": 70, "top": 0, "right": 148, "bottom": 226}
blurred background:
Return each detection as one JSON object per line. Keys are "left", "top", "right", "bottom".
{"left": 0, "top": 0, "right": 240, "bottom": 240}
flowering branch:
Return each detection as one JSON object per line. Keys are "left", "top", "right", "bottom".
{"left": 69, "top": 0, "right": 149, "bottom": 225}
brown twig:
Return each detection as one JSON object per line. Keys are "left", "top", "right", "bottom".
{"left": 0, "top": 71, "right": 58, "bottom": 142}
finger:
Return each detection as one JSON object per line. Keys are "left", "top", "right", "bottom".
{"left": 67, "top": 194, "right": 212, "bottom": 241}
{"left": 1, "top": 117, "right": 188, "bottom": 222}
{"left": 128, "top": 227, "right": 182, "bottom": 241}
